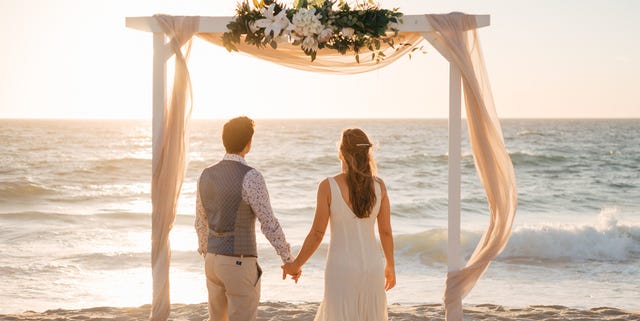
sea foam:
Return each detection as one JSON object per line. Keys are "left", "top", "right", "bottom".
{"left": 395, "top": 209, "right": 640, "bottom": 264}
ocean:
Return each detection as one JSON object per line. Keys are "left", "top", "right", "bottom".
{"left": 0, "top": 119, "right": 638, "bottom": 314}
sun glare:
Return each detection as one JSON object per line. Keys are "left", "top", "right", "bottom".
{"left": 1, "top": 1, "right": 639, "bottom": 119}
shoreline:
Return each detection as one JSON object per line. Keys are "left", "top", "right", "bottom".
{"left": 1, "top": 302, "right": 639, "bottom": 321}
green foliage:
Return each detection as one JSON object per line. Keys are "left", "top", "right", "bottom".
{"left": 222, "top": 0, "right": 406, "bottom": 63}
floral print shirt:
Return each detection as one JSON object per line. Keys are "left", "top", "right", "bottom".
{"left": 195, "top": 154, "right": 294, "bottom": 263}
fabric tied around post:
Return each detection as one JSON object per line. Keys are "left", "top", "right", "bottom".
{"left": 149, "top": 14, "right": 199, "bottom": 321}
{"left": 424, "top": 13, "right": 518, "bottom": 321}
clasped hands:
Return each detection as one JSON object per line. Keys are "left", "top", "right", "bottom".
{"left": 281, "top": 261, "right": 302, "bottom": 283}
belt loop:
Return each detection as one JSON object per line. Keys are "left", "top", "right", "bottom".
{"left": 240, "top": 254, "right": 244, "bottom": 259}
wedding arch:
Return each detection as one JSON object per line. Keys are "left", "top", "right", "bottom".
{"left": 126, "top": 11, "right": 517, "bottom": 321}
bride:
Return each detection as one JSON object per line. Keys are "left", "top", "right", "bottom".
{"left": 283, "top": 128, "right": 395, "bottom": 321}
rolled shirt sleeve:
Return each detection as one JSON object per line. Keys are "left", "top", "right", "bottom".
{"left": 243, "top": 169, "right": 294, "bottom": 263}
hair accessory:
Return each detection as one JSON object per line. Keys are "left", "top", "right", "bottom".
{"left": 356, "top": 143, "right": 371, "bottom": 147}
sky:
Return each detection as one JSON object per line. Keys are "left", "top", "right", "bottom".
{"left": 0, "top": 0, "right": 639, "bottom": 119}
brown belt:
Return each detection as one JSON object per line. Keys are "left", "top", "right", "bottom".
{"left": 218, "top": 253, "right": 257, "bottom": 258}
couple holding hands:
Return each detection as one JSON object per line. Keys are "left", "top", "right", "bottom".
{"left": 195, "top": 116, "right": 395, "bottom": 321}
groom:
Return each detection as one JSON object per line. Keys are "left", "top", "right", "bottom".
{"left": 195, "top": 116, "right": 299, "bottom": 321}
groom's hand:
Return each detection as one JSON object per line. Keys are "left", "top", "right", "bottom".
{"left": 291, "top": 269, "right": 301, "bottom": 283}
{"left": 281, "top": 263, "right": 302, "bottom": 284}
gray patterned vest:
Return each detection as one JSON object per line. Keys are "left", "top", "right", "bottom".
{"left": 198, "top": 159, "right": 257, "bottom": 256}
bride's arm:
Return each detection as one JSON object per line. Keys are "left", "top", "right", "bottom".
{"left": 283, "top": 179, "right": 331, "bottom": 276}
{"left": 377, "top": 179, "right": 396, "bottom": 291}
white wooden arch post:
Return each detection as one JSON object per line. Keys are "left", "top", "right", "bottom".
{"left": 126, "top": 14, "right": 490, "bottom": 321}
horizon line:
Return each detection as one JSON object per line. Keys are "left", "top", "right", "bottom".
{"left": 1, "top": 116, "right": 639, "bottom": 121}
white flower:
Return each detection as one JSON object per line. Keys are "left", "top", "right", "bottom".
{"left": 318, "top": 28, "right": 333, "bottom": 43}
{"left": 248, "top": 21, "right": 259, "bottom": 33}
{"left": 254, "top": 3, "right": 292, "bottom": 38}
{"left": 292, "top": 8, "right": 323, "bottom": 37}
{"left": 341, "top": 27, "right": 355, "bottom": 38}
{"left": 301, "top": 36, "right": 319, "bottom": 52}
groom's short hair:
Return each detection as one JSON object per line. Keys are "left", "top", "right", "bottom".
{"left": 222, "top": 116, "right": 255, "bottom": 153}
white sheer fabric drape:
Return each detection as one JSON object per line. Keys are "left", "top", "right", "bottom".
{"left": 147, "top": 13, "right": 516, "bottom": 321}
{"left": 198, "top": 32, "right": 424, "bottom": 74}
{"left": 149, "top": 14, "right": 198, "bottom": 321}
{"left": 424, "top": 13, "right": 517, "bottom": 321}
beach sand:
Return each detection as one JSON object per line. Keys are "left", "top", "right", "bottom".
{"left": 1, "top": 302, "right": 639, "bottom": 321}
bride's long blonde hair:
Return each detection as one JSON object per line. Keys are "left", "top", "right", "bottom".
{"left": 339, "top": 128, "right": 377, "bottom": 218}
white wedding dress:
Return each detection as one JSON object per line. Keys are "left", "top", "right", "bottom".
{"left": 314, "top": 177, "right": 387, "bottom": 321}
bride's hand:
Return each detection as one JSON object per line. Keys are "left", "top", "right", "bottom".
{"left": 281, "top": 262, "right": 302, "bottom": 283}
{"left": 384, "top": 264, "right": 396, "bottom": 291}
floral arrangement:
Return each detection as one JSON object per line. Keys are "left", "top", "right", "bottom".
{"left": 222, "top": 0, "right": 404, "bottom": 62}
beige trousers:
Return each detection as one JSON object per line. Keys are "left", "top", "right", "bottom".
{"left": 204, "top": 253, "right": 262, "bottom": 321}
